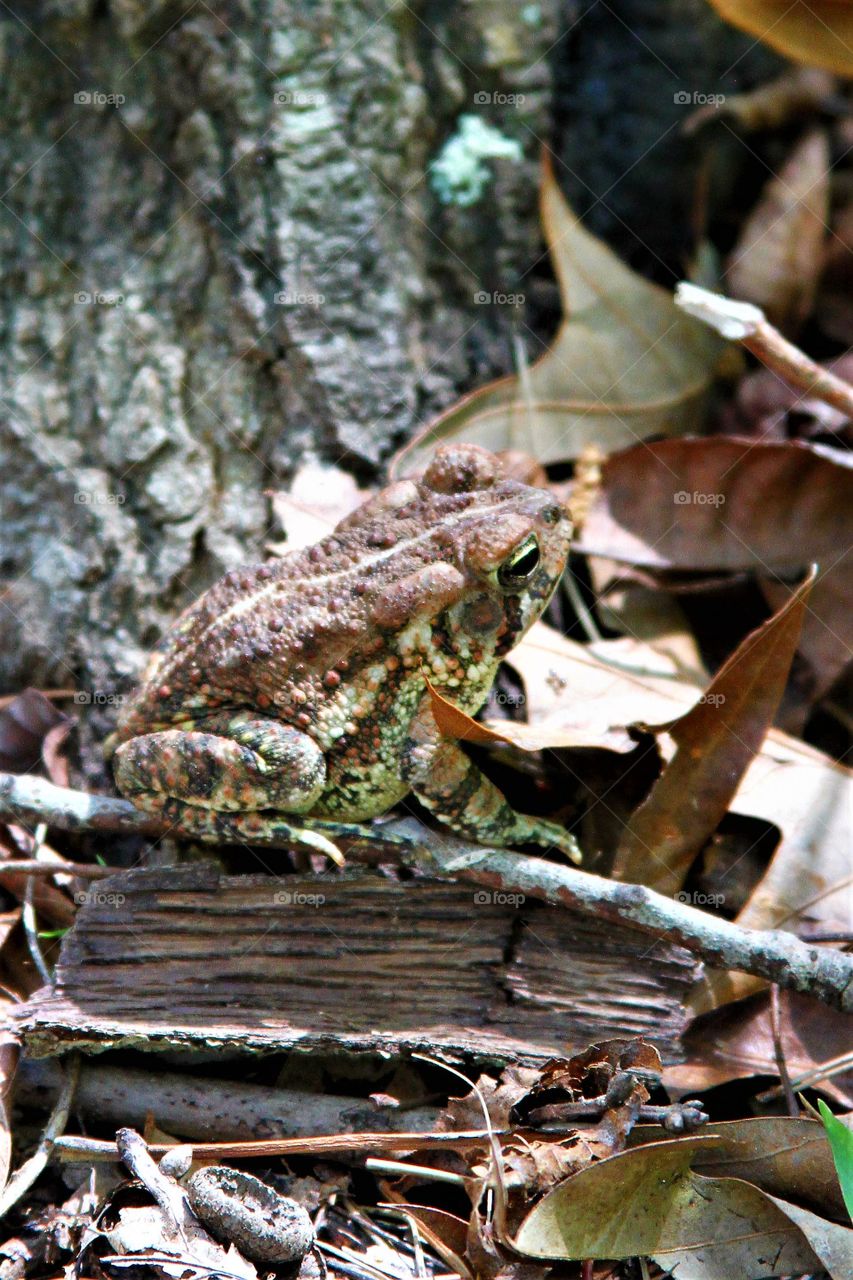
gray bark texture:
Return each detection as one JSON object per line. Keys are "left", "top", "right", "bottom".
{"left": 0, "top": 0, "right": 767, "bottom": 767}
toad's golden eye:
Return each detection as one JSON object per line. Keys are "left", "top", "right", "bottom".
{"left": 497, "top": 535, "right": 540, "bottom": 590}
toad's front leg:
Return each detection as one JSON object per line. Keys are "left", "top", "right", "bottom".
{"left": 400, "top": 701, "right": 582, "bottom": 863}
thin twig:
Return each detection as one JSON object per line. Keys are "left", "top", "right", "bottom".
{"left": 22, "top": 825, "right": 52, "bottom": 987}
{"left": 3, "top": 773, "right": 853, "bottom": 1011}
{"left": 364, "top": 1160, "right": 466, "bottom": 1187}
{"left": 757, "top": 1049, "right": 853, "bottom": 1103}
{"left": 0, "top": 859, "right": 116, "bottom": 879}
{"left": 676, "top": 282, "right": 853, "bottom": 417}
{"left": 0, "top": 1052, "right": 80, "bottom": 1217}
{"left": 50, "top": 1128, "right": 508, "bottom": 1163}
{"left": 769, "top": 986, "right": 798, "bottom": 1116}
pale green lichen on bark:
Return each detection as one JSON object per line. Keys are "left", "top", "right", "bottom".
{"left": 430, "top": 115, "right": 524, "bottom": 206}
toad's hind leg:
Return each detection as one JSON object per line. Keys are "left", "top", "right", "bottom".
{"left": 113, "top": 716, "right": 327, "bottom": 816}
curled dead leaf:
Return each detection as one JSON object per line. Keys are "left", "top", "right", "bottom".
{"left": 614, "top": 571, "right": 816, "bottom": 892}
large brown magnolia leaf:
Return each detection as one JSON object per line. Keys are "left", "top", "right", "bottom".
{"left": 392, "top": 164, "right": 720, "bottom": 477}
{"left": 575, "top": 435, "right": 853, "bottom": 699}
{"left": 707, "top": 0, "right": 853, "bottom": 75}
{"left": 631, "top": 1116, "right": 849, "bottom": 1221}
{"left": 513, "top": 1137, "right": 853, "bottom": 1277}
{"left": 575, "top": 436, "right": 851, "bottom": 570}
{"left": 725, "top": 129, "right": 830, "bottom": 333}
{"left": 614, "top": 572, "right": 815, "bottom": 891}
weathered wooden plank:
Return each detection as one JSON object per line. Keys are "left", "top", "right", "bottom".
{"left": 15, "top": 865, "right": 700, "bottom": 1063}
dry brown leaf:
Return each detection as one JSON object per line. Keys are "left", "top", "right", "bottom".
{"left": 428, "top": 621, "right": 704, "bottom": 755}
{"left": 575, "top": 435, "right": 853, "bottom": 704}
{"left": 725, "top": 130, "right": 830, "bottom": 333}
{"left": 392, "top": 161, "right": 721, "bottom": 477}
{"left": 0, "top": 689, "right": 71, "bottom": 774}
{"left": 443, "top": 1044, "right": 660, "bottom": 1230}
{"left": 499, "top": 622, "right": 850, "bottom": 993}
{"left": 668, "top": 988, "right": 853, "bottom": 1106}
{"left": 426, "top": 678, "right": 514, "bottom": 746}
{"left": 0, "top": 837, "right": 76, "bottom": 931}
{"left": 497, "top": 1135, "right": 607, "bottom": 1225}
{"left": 575, "top": 436, "right": 851, "bottom": 573}
{"left": 441, "top": 1066, "right": 540, "bottom": 1134}
{"left": 707, "top": 0, "right": 853, "bottom": 75}
{"left": 514, "top": 1040, "right": 662, "bottom": 1118}
{"left": 382, "top": 1203, "right": 473, "bottom": 1280}
{"left": 502, "top": 621, "right": 706, "bottom": 754}
{"left": 614, "top": 572, "right": 815, "bottom": 892}
{"left": 631, "top": 1116, "right": 849, "bottom": 1221}
{"left": 514, "top": 1136, "right": 853, "bottom": 1276}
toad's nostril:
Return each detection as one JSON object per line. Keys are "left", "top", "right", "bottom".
{"left": 541, "top": 504, "right": 563, "bottom": 525}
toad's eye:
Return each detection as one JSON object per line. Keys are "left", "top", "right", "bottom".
{"left": 497, "top": 535, "right": 540, "bottom": 590}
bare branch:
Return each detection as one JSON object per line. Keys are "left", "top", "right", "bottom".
{"left": 1, "top": 772, "right": 851, "bottom": 1012}
{"left": 676, "top": 282, "right": 853, "bottom": 417}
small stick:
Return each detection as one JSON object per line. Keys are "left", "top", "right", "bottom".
{"left": 769, "top": 986, "right": 798, "bottom": 1116}
{"left": 116, "top": 1128, "right": 197, "bottom": 1247}
{"left": 0, "top": 1052, "right": 79, "bottom": 1217}
{"left": 51, "top": 1128, "right": 505, "bottom": 1163}
{"left": 22, "top": 826, "right": 53, "bottom": 987}
{"left": 676, "top": 282, "right": 853, "bottom": 417}
{"left": 0, "top": 859, "right": 116, "bottom": 880}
